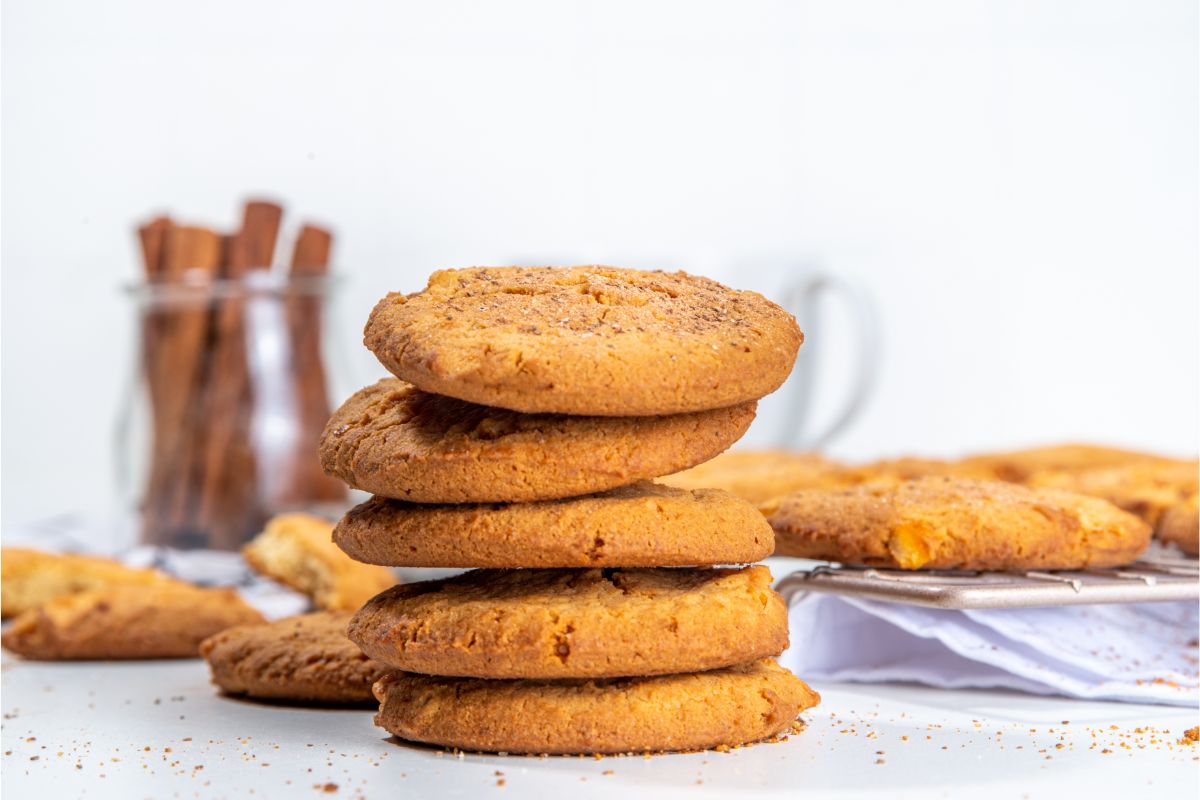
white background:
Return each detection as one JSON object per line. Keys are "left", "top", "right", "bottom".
{"left": 2, "top": 0, "right": 1197, "bottom": 527}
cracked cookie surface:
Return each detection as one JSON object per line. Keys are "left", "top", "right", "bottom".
{"left": 333, "top": 481, "right": 772, "bottom": 567}
{"left": 348, "top": 566, "right": 788, "bottom": 679}
{"left": 364, "top": 266, "right": 802, "bottom": 416}
{"left": 767, "top": 476, "right": 1151, "bottom": 570}
{"left": 371, "top": 658, "right": 820, "bottom": 755}
{"left": 201, "top": 612, "right": 387, "bottom": 705}
{"left": 319, "top": 378, "right": 756, "bottom": 503}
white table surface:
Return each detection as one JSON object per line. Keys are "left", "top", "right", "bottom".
{"left": 2, "top": 653, "right": 1196, "bottom": 800}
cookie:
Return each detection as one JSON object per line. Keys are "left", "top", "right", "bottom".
{"left": 843, "top": 457, "right": 998, "bottom": 484}
{"left": 1, "top": 547, "right": 178, "bottom": 619}
{"left": 659, "top": 451, "right": 997, "bottom": 511}
{"left": 768, "top": 476, "right": 1150, "bottom": 570}
{"left": 957, "top": 443, "right": 1171, "bottom": 483}
{"left": 319, "top": 378, "right": 756, "bottom": 503}
{"left": 348, "top": 566, "right": 788, "bottom": 679}
{"left": 659, "top": 450, "right": 850, "bottom": 508}
{"left": 333, "top": 481, "right": 772, "bottom": 568}
{"left": 372, "top": 659, "right": 819, "bottom": 755}
{"left": 200, "top": 612, "right": 387, "bottom": 705}
{"left": 243, "top": 513, "right": 396, "bottom": 611}
{"left": 1024, "top": 460, "right": 1198, "bottom": 528}
{"left": 1, "top": 584, "right": 264, "bottom": 660}
{"left": 1157, "top": 495, "right": 1198, "bottom": 556}
{"left": 363, "top": 266, "right": 802, "bottom": 416}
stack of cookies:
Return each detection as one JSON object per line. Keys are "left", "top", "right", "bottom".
{"left": 318, "top": 266, "right": 820, "bottom": 754}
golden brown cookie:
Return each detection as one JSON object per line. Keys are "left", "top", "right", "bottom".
{"left": 1, "top": 584, "right": 264, "bottom": 660}
{"left": 200, "top": 612, "right": 386, "bottom": 705}
{"left": 364, "top": 266, "right": 802, "bottom": 416}
{"left": 1024, "top": 460, "right": 1198, "bottom": 528}
{"left": 659, "top": 450, "right": 850, "bottom": 508}
{"left": 957, "top": 443, "right": 1172, "bottom": 483}
{"left": 243, "top": 513, "right": 396, "bottom": 610}
{"left": 333, "top": 482, "right": 772, "bottom": 568}
{"left": 349, "top": 566, "right": 788, "bottom": 679}
{"left": 844, "top": 457, "right": 998, "bottom": 484}
{"left": 1157, "top": 496, "right": 1199, "bottom": 556}
{"left": 1, "top": 547, "right": 178, "bottom": 620}
{"left": 320, "top": 378, "right": 756, "bottom": 503}
{"left": 659, "top": 451, "right": 997, "bottom": 511}
{"left": 372, "top": 659, "right": 819, "bottom": 755}
{"left": 768, "top": 476, "right": 1150, "bottom": 570}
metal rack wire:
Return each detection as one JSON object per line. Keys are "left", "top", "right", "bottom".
{"left": 776, "top": 552, "right": 1200, "bottom": 609}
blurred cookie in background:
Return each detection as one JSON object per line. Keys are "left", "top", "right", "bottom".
{"left": 2, "top": 583, "right": 264, "bottom": 660}
{"left": 956, "top": 442, "right": 1177, "bottom": 483}
{"left": 243, "top": 513, "right": 397, "bottom": 611}
{"left": 659, "top": 450, "right": 850, "bottom": 508}
{"left": 1156, "top": 495, "right": 1199, "bottom": 556}
{"left": 201, "top": 611, "right": 385, "bottom": 705}
{"left": 1024, "top": 459, "right": 1197, "bottom": 528}
{"left": 1, "top": 547, "right": 180, "bottom": 620}
{"left": 843, "top": 456, "right": 997, "bottom": 483}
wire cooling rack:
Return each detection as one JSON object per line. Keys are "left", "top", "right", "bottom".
{"left": 775, "top": 552, "right": 1200, "bottom": 610}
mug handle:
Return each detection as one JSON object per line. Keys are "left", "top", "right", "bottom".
{"left": 775, "top": 273, "right": 880, "bottom": 450}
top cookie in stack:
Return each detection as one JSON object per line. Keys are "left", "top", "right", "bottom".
{"left": 362, "top": 265, "right": 802, "bottom": 417}
{"left": 319, "top": 266, "right": 819, "bottom": 755}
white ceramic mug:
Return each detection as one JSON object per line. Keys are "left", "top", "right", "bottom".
{"left": 765, "top": 272, "right": 880, "bottom": 450}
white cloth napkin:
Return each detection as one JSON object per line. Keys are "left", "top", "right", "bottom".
{"left": 780, "top": 587, "right": 1199, "bottom": 707}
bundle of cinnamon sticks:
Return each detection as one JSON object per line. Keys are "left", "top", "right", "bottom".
{"left": 136, "top": 199, "right": 346, "bottom": 550}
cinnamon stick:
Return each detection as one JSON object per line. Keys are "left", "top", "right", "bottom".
{"left": 198, "top": 201, "right": 282, "bottom": 548}
{"left": 145, "top": 224, "right": 222, "bottom": 546}
{"left": 291, "top": 225, "right": 332, "bottom": 274}
{"left": 137, "top": 216, "right": 171, "bottom": 280}
{"left": 239, "top": 200, "right": 283, "bottom": 268}
{"left": 286, "top": 224, "right": 346, "bottom": 504}
{"left": 136, "top": 216, "right": 171, "bottom": 461}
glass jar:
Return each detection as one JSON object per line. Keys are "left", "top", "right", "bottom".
{"left": 116, "top": 271, "right": 356, "bottom": 550}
